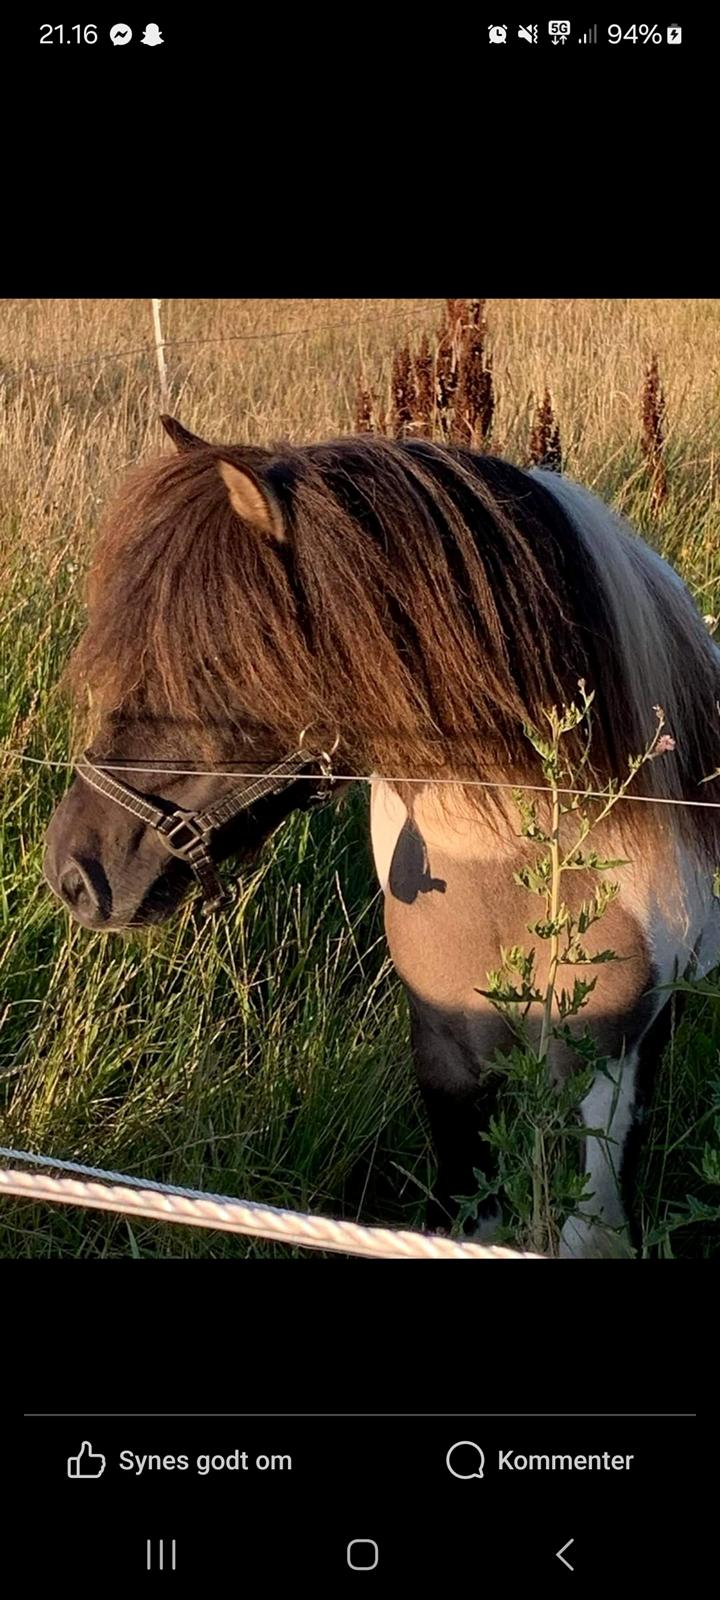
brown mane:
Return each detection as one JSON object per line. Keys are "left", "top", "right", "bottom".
{"left": 66, "top": 434, "right": 720, "bottom": 858}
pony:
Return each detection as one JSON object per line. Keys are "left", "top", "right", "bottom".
{"left": 43, "top": 418, "right": 720, "bottom": 1257}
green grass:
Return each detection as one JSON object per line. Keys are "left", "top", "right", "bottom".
{"left": 1, "top": 771, "right": 429, "bottom": 1257}
{"left": 2, "top": 297, "right": 720, "bottom": 1257}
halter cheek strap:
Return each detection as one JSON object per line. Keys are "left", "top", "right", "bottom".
{"left": 74, "top": 748, "right": 333, "bottom": 915}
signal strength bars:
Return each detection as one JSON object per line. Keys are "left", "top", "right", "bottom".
{"left": 578, "top": 24, "right": 598, "bottom": 44}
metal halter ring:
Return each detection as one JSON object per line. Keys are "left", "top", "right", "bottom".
{"left": 298, "top": 724, "right": 340, "bottom": 781}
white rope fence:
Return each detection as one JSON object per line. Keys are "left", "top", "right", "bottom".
{"left": 0, "top": 1149, "right": 542, "bottom": 1260}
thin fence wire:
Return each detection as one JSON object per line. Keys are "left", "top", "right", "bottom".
{"left": 5, "top": 750, "right": 720, "bottom": 810}
{"left": 1, "top": 301, "right": 444, "bottom": 382}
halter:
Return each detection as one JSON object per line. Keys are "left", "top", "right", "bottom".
{"left": 74, "top": 742, "right": 337, "bottom": 916}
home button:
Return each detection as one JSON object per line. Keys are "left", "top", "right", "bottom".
{"left": 347, "top": 1539, "right": 379, "bottom": 1571}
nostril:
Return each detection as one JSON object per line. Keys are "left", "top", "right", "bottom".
{"left": 48, "top": 850, "right": 111, "bottom": 925}
{"left": 59, "top": 858, "right": 99, "bottom": 913}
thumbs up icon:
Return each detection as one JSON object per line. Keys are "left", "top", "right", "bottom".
{"left": 67, "top": 1441, "right": 106, "bottom": 1479}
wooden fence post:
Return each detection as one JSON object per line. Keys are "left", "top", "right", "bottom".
{"left": 151, "top": 298, "right": 169, "bottom": 409}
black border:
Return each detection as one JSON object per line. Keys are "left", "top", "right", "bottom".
{"left": 7, "top": 21, "right": 716, "bottom": 294}
{"left": 18, "top": 1264, "right": 704, "bottom": 1415}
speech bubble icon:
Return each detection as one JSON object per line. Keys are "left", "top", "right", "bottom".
{"left": 446, "top": 1440, "right": 485, "bottom": 1480}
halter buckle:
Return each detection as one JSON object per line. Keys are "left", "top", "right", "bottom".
{"left": 159, "top": 812, "right": 209, "bottom": 859}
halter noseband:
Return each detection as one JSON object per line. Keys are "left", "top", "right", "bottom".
{"left": 74, "top": 746, "right": 336, "bottom": 916}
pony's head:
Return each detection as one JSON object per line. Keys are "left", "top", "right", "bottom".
{"left": 43, "top": 416, "right": 340, "bottom": 928}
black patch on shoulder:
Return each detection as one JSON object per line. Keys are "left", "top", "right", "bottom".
{"left": 388, "top": 818, "right": 446, "bottom": 904}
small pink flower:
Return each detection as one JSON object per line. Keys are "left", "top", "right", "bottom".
{"left": 655, "top": 734, "right": 676, "bottom": 755}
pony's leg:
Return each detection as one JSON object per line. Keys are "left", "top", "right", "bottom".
{"left": 409, "top": 1006, "right": 502, "bottom": 1238}
{"left": 559, "top": 1050, "right": 640, "bottom": 1259}
{"left": 618, "top": 994, "right": 686, "bottom": 1251}
{"left": 419, "top": 1077, "right": 503, "bottom": 1238}
{"left": 559, "top": 996, "right": 684, "bottom": 1258}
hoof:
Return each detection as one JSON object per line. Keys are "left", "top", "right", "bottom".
{"left": 466, "top": 1201, "right": 504, "bottom": 1244}
{"left": 559, "top": 1215, "right": 635, "bottom": 1260}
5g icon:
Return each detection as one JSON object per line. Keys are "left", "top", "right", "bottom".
{"left": 549, "top": 20, "right": 571, "bottom": 40}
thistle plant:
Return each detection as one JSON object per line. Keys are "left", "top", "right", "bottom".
{"left": 529, "top": 387, "right": 562, "bottom": 472}
{"left": 641, "top": 354, "right": 668, "bottom": 510}
{"left": 450, "top": 299, "right": 494, "bottom": 448}
{"left": 355, "top": 299, "right": 494, "bottom": 446}
{"left": 457, "top": 682, "right": 676, "bottom": 1256}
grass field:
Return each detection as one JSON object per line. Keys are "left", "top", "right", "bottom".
{"left": 2, "top": 297, "right": 720, "bottom": 1258}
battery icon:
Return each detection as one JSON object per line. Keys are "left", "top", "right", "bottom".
{"left": 667, "top": 25, "right": 682, "bottom": 43}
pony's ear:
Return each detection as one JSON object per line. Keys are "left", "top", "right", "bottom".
{"left": 217, "top": 460, "right": 286, "bottom": 543}
{"left": 160, "top": 415, "right": 209, "bottom": 453}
